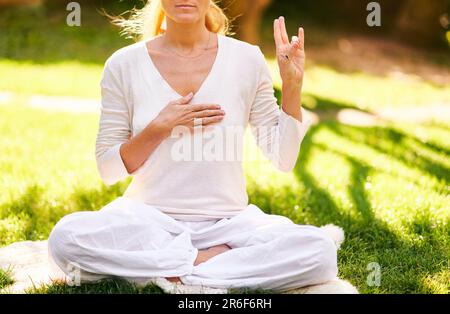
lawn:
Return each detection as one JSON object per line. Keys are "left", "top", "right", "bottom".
{"left": 0, "top": 102, "right": 448, "bottom": 294}
{"left": 0, "top": 4, "right": 449, "bottom": 294}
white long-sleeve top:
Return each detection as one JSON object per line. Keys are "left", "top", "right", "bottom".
{"left": 95, "top": 33, "right": 312, "bottom": 221}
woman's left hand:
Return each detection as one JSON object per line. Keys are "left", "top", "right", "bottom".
{"left": 273, "top": 16, "right": 305, "bottom": 87}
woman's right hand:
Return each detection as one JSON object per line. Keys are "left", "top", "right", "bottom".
{"left": 151, "top": 92, "right": 226, "bottom": 138}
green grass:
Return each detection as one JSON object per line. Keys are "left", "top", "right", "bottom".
{"left": 0, "top": 267, "right": 14, "bottom": 290}
{"left": 0, "top": 102, "right": 448, "bottom": 294}
{"left": 0, "top": 60, "right": 103, "bottom": 98}
{"left": 26, "top": 277, "right": 165, "bottom": 294}
{"left": 246, "top": 121, "right": 449, "bottom": 294}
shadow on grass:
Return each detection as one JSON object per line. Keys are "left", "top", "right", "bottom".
{"left": 327, "top": 123, "right": 450, "bottom": 184}
{"left": 0, "top": 180, "right": 129, "bottom": 245}
{"left": 287, "top": 121, "right": 449, "bottom": 293}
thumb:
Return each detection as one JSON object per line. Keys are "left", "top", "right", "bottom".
{"left": 177, "top": 92, "right": 194, "bottom": 105}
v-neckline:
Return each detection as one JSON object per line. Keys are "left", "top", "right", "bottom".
{"left": 142, "top": 33, "right": 223, "bottom": 99}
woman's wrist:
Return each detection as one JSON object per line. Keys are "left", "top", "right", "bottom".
{"left": 281, "top": 81, "right": 302, "bottom": 122}
{"left": 144, "top": 120, "right": 171, "bottom": 142}
{"left": 281, "top": 79, "right": 302, "bottom": 93}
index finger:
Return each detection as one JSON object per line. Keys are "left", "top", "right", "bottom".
{"left": 188, "top": 103, "right": 221, "bottom": 111}
{"left": 278, "top": 16, "right": 289, "bottom": 44}
{"left": 273, "top": 18, "right": 283, "bottom": 49}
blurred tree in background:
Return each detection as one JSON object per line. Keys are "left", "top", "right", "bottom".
{"left": 221, "top": 0, "right": 272, "bottom": 44}
{"left": 395, "top": 0, "right": 449, "bottom": 46}
{"left": 0, "top": 0, "right": 448, "bottom": 48}
{"left": 265, "top": 0, "right": 449, "bottom": 48}
{"left": 0, "top": 0, "right": 41, "bottom": 5}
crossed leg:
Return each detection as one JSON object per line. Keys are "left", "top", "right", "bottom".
{"left": 48, "top": 197, "right": 200, "bottom": 282}
{"left": 180, "top": 205, "right": 339, "bottom": 291}
{"left": 48, "top": 197, "right": 338, "bottom": 291}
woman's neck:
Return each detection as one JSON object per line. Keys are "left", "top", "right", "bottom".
{"left": 163, "top": 17, "right": 211, "bottom": 50}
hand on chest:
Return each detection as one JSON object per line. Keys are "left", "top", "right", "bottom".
{"left": 132, "top": 36, "right": 254, "bottom": 136}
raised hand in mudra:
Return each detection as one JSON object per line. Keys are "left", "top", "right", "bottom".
{"left": 273, "top": 16, "right": 305, "bottom": 87}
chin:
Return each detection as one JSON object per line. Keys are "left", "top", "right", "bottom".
{"left": 173, "top": 15, "right": 200, "bottom": 24}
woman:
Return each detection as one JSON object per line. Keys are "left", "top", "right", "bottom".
{"left": 48, "top": 0, "right": 340, "bottom": 292}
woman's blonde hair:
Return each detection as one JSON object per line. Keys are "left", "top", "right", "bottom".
{"left": 108, "top": 0, "right": 233, "bottom": 40}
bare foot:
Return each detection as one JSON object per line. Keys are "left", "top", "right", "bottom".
{"left": 164, "top": 244, "right": 231, "bottom": 283}
{"left": 194, "top": 244, "right": 231, "bottom": 266}
{"left": 166, "top": 276, "right": 182, "bottom": 283}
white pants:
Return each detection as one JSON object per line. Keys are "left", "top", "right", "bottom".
{"left": 48, "top": 196, "right": 338, "bottom": 291}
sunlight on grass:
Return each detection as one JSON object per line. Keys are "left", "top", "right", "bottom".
{"left": 266, "top": 58, "right": 450, "bottom": 110}
{"left": 0, "top": 60, "right": 102, "bottom": 98}
{"left": 420, "top": 268, "right": 450, "bottom": 294}
{"left": 0, "top": 103, "right": 125, "bottom": 244}
{"left": 2, "top": 57, "right": 449, "bottom": 116}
